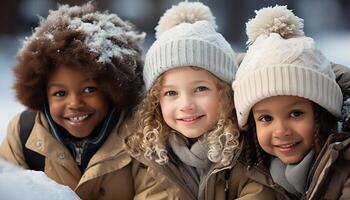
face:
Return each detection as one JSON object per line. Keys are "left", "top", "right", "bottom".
{"left": 47, "top": 65, "right": 110, "bottom": 138}
{"left": 252, "top": 96, "right": 315, "bottom": 164}
{"left": 159, "top": 67, "right": 221, "bottom": 139}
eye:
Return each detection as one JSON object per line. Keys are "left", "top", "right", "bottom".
{"left": 52, "top": 91, "right": 66, "bottom": 97}
{"left": 83, "top": 87, "right": 97, "bottom": 93}
{"left": 290, "top": 110, "right": 304, "bottom": 118}
{"left": 164, "top": 90, "right": 177, "bottom": 96}
{"left": 258, "top": 115, "right": 272, "bottom": 122}
{"left": 194, "top": 86, "right": 208, "bottom": 92}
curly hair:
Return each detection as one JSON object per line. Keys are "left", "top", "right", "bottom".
{"left": 126, "top": 69, "right": 240, "bottom": 166}
{"left": 243, "top": 102, "right": 337, "bottom": 168}
{"left": 14, "top": 2, "right": 145, "bottom": 111}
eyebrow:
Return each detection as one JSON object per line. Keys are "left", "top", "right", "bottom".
{"left": 162, "top": 80, "right": 210, "bottom": 88}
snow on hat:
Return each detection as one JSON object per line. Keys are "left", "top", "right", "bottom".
{"left": 143, "top": 1, "right": 238, "bottom": 90}
{"left": 232, "top": 5, "right": 343, "bottom": 129}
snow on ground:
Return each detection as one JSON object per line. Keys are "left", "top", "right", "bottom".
{"left": 0, "top": 159, "right": 81, "bottom": 200}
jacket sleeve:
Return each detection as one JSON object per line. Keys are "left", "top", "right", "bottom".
{"left": 0, "top": 113, "right": 28, "bottom": 168}
{"left": 132, "top": 160, "right": 172, "bottom": 200}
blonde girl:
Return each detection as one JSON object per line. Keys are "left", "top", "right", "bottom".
{"left": 126, "top": 1, "right": 275, "bottom": 200}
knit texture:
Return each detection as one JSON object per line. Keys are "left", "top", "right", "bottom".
{"left": 144, "top": 3, "right": 237, "bottom": 90}
{"left": 233, "top": 8, "right": 343, "bottom": 129}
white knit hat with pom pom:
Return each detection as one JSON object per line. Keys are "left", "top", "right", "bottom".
{"left": 144, "top": 1, "right": 238, "bottom": 89}
{"left": 232, "top": 5, "right": 343, "bottom": 129}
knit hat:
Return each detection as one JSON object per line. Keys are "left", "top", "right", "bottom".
{"left": 143, "top": 1, "right": 238, "bottom": 90}
{"left": 232, "top": 5, "right": 343, "bottom": 129}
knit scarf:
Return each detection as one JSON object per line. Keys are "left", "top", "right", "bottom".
{"left": 270, "top": 150, "right": 315, "bottom": 197}
{"left": 168, "top": 133, "right": 211, "bottom": 200}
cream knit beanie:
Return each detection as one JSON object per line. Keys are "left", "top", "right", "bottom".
{"left": 144, "top": 1, "right": 238, "bottom": 90}
{"left": 232, "top": 5, "right": 343, "bottom": 129}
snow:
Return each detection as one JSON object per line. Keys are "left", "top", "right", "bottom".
{"left": 67, "top": 11, "right": 145, "bottom": 64}
{"left": 0, "top": 159, "right": 81, "bottom": 200}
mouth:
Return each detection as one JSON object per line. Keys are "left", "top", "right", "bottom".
{"left": 64, "top": 113, "right": 91, "bottom": 123}
{"left": 177, "top": 115, "right": 204, "bottom": 123}
{"left": 274, "top": 141, "right": 301, "bottom": 151}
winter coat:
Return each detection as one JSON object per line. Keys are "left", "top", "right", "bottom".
{"left": 122, "top": 122, "right": 275, "bottom": 200}
{"left": 0, "top": 111, "right": 137, "bottom": 200}
{"left": 302, "top": 133, "right": 350, "bottom": 199}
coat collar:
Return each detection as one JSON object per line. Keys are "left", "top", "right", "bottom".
{"left": 25, "top": 111, "right": 132, "bottom": 186}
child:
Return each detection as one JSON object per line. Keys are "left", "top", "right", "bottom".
{"left": 0, "top": 2, "right": 145, "bottom": 200}
{"left": 125, "top": 2, "right": 275, "bottom": 200}
{"left": 233, "top": 5, "right": 350, "bottom": 199}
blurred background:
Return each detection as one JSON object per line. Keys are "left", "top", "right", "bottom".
{"left": 1, "top": 0, "right": 350, "bottom": 141}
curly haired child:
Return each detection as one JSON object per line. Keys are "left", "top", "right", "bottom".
{"left": 233, "top": 5, "right": 350, "bottom": 199}
{"left": 125, "top": 2, "right": 275, "bottom": 200}
{"left": 0, "top": 2, "right": 145, "bottom": 200}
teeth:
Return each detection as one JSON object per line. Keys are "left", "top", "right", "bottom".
{"left": 182, "top": 116, "right": 198, "bottom": 122}
{"left": 69, "top": 114, "right": 88, "bottom": 122}
{"left": 279, "top": 143, "right": 295, "bottom": 148}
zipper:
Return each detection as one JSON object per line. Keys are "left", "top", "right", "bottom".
{"left": 204, "top": 146, "right": 243, "bottom": 199}
{"left": 74, "top": 140, "right": 87, "bottom": 165}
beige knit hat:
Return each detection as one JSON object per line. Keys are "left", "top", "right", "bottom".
{"left": 143, "top": 1, "right": 238, "bottom": 90}
{"left": 232, "top": 5, "right": 343, "bottom": 129}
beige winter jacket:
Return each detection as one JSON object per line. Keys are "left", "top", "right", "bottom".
{"left": 122, "top": 121, "right": 276, "bottom": 200}
{"left": 0, "top": 112, "right": 137, "bottom": 200}
{"left": 303, "top": 133, "right": 350, "bottom": 199}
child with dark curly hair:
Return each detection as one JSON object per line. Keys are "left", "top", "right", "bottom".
{"left": 233, "top": 5, "right": 350, "bottom": 199}
{"left": 0, "top": 2, "right": 145, "bottom": 200}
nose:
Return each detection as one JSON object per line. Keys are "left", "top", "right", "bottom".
{"left": 273, "top": 119, "right": 291, "bottom": 138}
{"left": 67, "top": 93, "right": 84, "bottom": 109}
{"left": 179, "top": 94, "right": 195, "bottom": 112}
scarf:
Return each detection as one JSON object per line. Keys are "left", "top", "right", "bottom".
{"left": 270, "top": 150, "right": 315, "bottom": 197}
{"left": 44, "top": 105, "right": 119, "bottom": 172}
{"left": 168, "top": 133, "right": 211, "bottom": 200}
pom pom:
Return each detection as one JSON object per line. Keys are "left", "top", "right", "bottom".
{"left": 246, "top": 5, "right": 304, "bottom": 45}
{"left": 155, "top": 1, "right": 217, "bottom": 39}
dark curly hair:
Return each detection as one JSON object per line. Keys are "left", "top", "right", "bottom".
{"left": 242, "top": 102, "right": 337, "bottom": 168}
{"left": 14, "top": 2, "right": 145, "bottom": 111}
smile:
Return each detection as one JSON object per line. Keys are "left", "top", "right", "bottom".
{"left": 65, "top": 114, "right": 90, "bottom": 122}
{"left": 178, "top": 115, "right": 204, "bottom": 123}
{"left": 274, "top": 141, "right": 301, "bottom": 149}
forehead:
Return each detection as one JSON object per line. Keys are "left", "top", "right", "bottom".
{"left": 253, "top": 96, "right": 313, "bottom": 111}
{"left": 161, "top": 66, "right": 217, "bottom": 84}
{"left": 47, "top": 65, "right": 93, "bottom": 84}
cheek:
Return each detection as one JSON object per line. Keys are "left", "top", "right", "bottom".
{"left": 92, "top": 98, "right": 109, "bottom": 113}
{"left": 204, "top": 98, "right": 221, "bottom": 118}
{"left": 256, "top": 126, "right": 273, "bottom": 154}
{"left": 48, "top": 101, "right": 62, "bottom": 123}
{"left": 160, "top": 101, "right": 173, "bottom": 125}
{"left": 301, "top": 123, "right": 316, "bottom": 145}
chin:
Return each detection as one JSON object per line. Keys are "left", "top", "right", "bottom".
{"left": 280, "top": 157, "right": 301, "bottom": 165}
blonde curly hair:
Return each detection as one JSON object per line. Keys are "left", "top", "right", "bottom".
{"left": 126, "top": 69, "right": 240, "bottom": 166}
